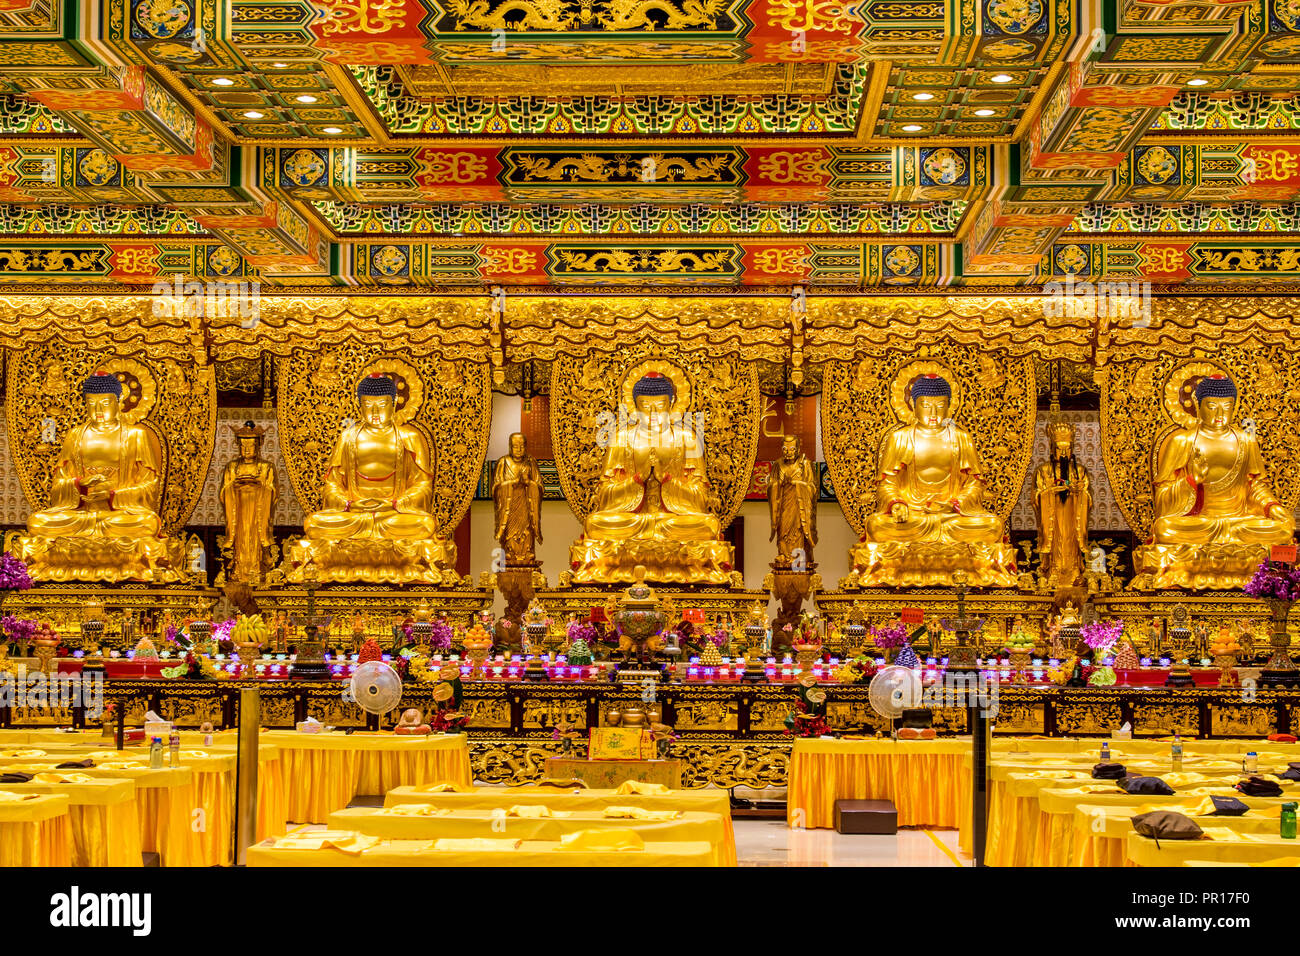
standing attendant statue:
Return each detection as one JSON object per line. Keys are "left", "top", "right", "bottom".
{"left": 1032, "top": 418, "right": 1091, "bottom": 590}
{"left": 492, "top": 432, "right": 543, "bottom": 567}
{"left": 768, "top": 435, "right": 817, "bottom": 569}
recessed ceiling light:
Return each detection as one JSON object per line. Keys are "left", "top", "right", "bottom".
{"left": 323, "top": 127, "right": 342, "bottom": 134}
{"left": 213, "top": 77, "right": 234, "bottom": 86}
{"left": 991, "top": 73, "right": 1013, "bottom": 83}
{"left": 974, "top": 108, "right": 996, "bottom": 116}
{"left": 912, "top": 92, "right": 935, "bottom": 101}
{"left": 271, "top": 62, "right": 288, "bottom": 68}
{"left": 1187, "top": 78, "right": 1209, "bottom": 86}
{"left": 901, "top": 124, "right": 923, "bottom": 132}
{"left": 242, "top": 111, "right": 264, "bottom": 119}
{"left": 295, "top": 94, "right": 318, "bottom": 103}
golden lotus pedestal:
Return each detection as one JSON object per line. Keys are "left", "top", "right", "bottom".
{"left": 9, "top": 533, "right": 188, "bottom": 585}
{"left": 280, "top": 537, "right": 460, "bottom": 586}
{"left": 1130, "top": 542, "right": 1270, "bottom": 591}
{"left": 2, "top": 582, "right": 220, "bottom": 653}
{"left": 563, "top": 538, "right": 739, "bottom": 587}
{"left": 842, "top": 541, "right": 1018, "bottom": 589}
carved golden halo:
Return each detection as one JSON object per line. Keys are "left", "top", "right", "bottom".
{"left": 100, "top": 357, "right": 156, "bottom": 424}
{"left": 619, "top": 357, "right": 692, "bottom": 420}
{"left": 359, "top": 357, "right": 423, "bottom": 424}
{"left": 1162, "top": 360, "right": 1228, "bottom": 429}
{"left": 888, "top": 359, "right": 961, "bottom": 423}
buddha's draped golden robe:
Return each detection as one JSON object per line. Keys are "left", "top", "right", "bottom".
{"left": 584, "top": 413, "right": 719, "bottom": 541}
{"left": 864, "top": 421, "right": 1003, "bottom": 544}
{"left": 27, "top": 422, "right": 162, "bottom": 540}
{"left": 304, "top": 422, "right": 439, "bottom": 541}
{"left": 1150, "top": 425, "right": 1293, "bottom": 545}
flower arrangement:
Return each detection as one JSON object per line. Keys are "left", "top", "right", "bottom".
{"left": 1080, "top": 619, "right": 1124, "bottom": 655}
{"left": 1244, "top": 561, "right": 1300, "bottom": 602}
{"left": 869, "top": 620, "right": 908, "bottom": 651}
{"left": 161, "top": 652, "right": 230, "bottom": 681}
{"left": 2, "top": 614, "right": 36, "bottom": 646}
{"left": 428, "top": 618, "right": 453, "bottom": 651}
{"left": 566, "top": 617, "right": 598, "bottom": 647}
{"left": 705, "top": 625, "right": 729, "bottom": 649}
{"left": 790, "top": 612, "right": 822, "bottom": 647}
{"left": 0, "top": 553, "right": 32, "bottom": 592}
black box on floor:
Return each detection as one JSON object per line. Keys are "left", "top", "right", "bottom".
{"left": 833, "top": 799, "right": 897, "bottom": 834}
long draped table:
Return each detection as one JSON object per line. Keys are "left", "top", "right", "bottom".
{"left": 0, "top": 793, "right": 72, "bottom": 866}
{"left": 0, "top": 777, "right": 141, "bottom": 866}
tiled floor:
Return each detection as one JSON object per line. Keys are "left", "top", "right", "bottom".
{"left": 734, "top": 819, "right": 972, "bottom": 867}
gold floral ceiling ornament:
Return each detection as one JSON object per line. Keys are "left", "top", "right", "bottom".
{"left": 5, "top": 346, "right": 216, "bottom": 535}
{"left": 821, "top": 346, "right": 1036, "bottom": 536}
{"left": 1098, "top": 349, "right": 1300, "bottom": 539}
{"left": 277, "top": 347, "right": 490, "bottom": 536}
{"left": 550, "top": 347, "right": 758, "bottom": 529}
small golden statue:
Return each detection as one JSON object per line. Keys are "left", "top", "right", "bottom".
{"left": 492, "top": 432, "right": 543, "bottom": 567}
{"left": 16, "top": 370, "right": 181, "bottom": 582}
{"left": 847, "top": 373, "right": 1016, "bottom": 587}
{"left": 218, "top": 420, "right": 278, "bottom": 587}
{"left": 1133, "top": 373, "right": 1295, "bottom": 589}
{"left": 569, "top": 362, "right": 734, "bottom": 584}
{"left": 283, "top": 373, "right": 456, "bottom": 584}
{"left": 768, "top": 435, "right": 817, "bottom": 569}
{"left": 1032, "top": 417, "right": 1091, "bottom": 590}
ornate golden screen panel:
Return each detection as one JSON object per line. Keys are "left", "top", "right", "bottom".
{"left": 549, "top": 348, "right": 759, "bottom": 529}
{"left": 276, "top": 348, "right": 491, "bottom": 535}
{"left": 1098, "top": 347, "right": 1300, "bottom": 539}
{"left": 821, "top": 347, "right": 1037, "bottom": 535}
{"left": 5, "top": 347, "right": 216, "bottom": 534}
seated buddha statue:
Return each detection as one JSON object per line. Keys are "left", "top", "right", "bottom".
{"left": 847, "top": 373, "right": 1017, "bottom": 588}
{"left": 283, "top": 373, "right": 457, "bottom": 584}
{"left": 568, "top": 368, "right": 735, "bottom": 584}
{"left": 17, "top": 371, "right": 180, "bottom": 582}
{"left": 1133, "top": 373, "right": 1294, "bottom": 589}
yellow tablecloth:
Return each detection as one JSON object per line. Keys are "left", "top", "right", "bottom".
{"left": 786, "top": 738, "right": 972, "bottom": 831}
{"left": 0, "top": 793, "right": 73, "bottom": 866}
{"left": 1073, "top": 801, "right": 1287, "bottom": 868}
{"left": 0, "top": 777, "right": 141, "bottom": 866}
{"left": 384, "top": 785, "right": 737, "bottom": 866}
{"left": 1127, "top": 828, "right": 1300, "bottom": 866}
{"left": 248, "top": 833, "right": 717, "bottom": 867}
{"left": 263, "top": 731, "right": 472, "bottom": 824}
{"left": 329, "top": 806, "right": 733, "bottom": 866}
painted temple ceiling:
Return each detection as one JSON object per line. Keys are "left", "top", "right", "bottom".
{"left": 5, "top": 0, "right": 1300, "bottom": 289}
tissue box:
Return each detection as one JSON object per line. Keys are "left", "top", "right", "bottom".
{"left": 143, "top": 720, "right": 172, "bottom": 739}
{"left": 295, "top": 721, "right": 323, "bottom": 734}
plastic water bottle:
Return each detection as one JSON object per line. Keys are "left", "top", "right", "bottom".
{"left": 1100, "top": 740, "right": 1110, "bottom": 763}
{"left": 1282, "top": 802, "right": 1296, "bottom": 840}
{"left": 1244, "top": 751, "right": 1258, "bottom": 774}
{"left": 149, "top": 736, "right": 163, "bottom": 770}
{"left": 1171, "top": 735, "right": 1183, "bottom": 772}
{"left": 168, "top": 732, "right": 180, "bottom": 767}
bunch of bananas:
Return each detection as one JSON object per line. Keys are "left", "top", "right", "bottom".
{"left": 231, "top": 614, "right": 269, "bottom": 646}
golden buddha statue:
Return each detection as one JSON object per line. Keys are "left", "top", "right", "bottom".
{"left": 847, "top": 373, "right": 1017, "bottom": 587}
{"left": 283, "top": 373, "right": 457, "bottom": 584}
{"left": 768, "top": 435, "right": 817, "bottom": 569}
{"left": 16, "top": 371, "right": 181, "bottom": 582}
{"left": 492, "top": 432, "right": 543, "bottom": 567}
{"left": 1133, "top": 373, "right": 1294, "bottom": 589}
{"left": 1032, "top": 418, "right": 1091, "bottom": 590}
{"left": 218, "top": 420, "right": 278, "bottom": 587}
{"left": 568, "top": 365, "right": 734, "bottom": 584}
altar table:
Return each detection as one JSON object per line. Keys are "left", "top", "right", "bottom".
{"left": 0, "top": 793, "right": 72, "bottom": 866}
{"left": 383, "top": 785, "right": 736, "bottom": 866}
{"left": 785, "top": 738, "right": 972, "bottom": 831}
{"left": 248, "top": 833, "right": 717, "bottom": 867}
{"left": 262, "top": 731, "right": 472, "bottom": 824}
{"left": 0, "top": 777, "right": 141, "bottom": 866}
{"left": 329, "top": 805, "right": 731, "bottom": 865}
